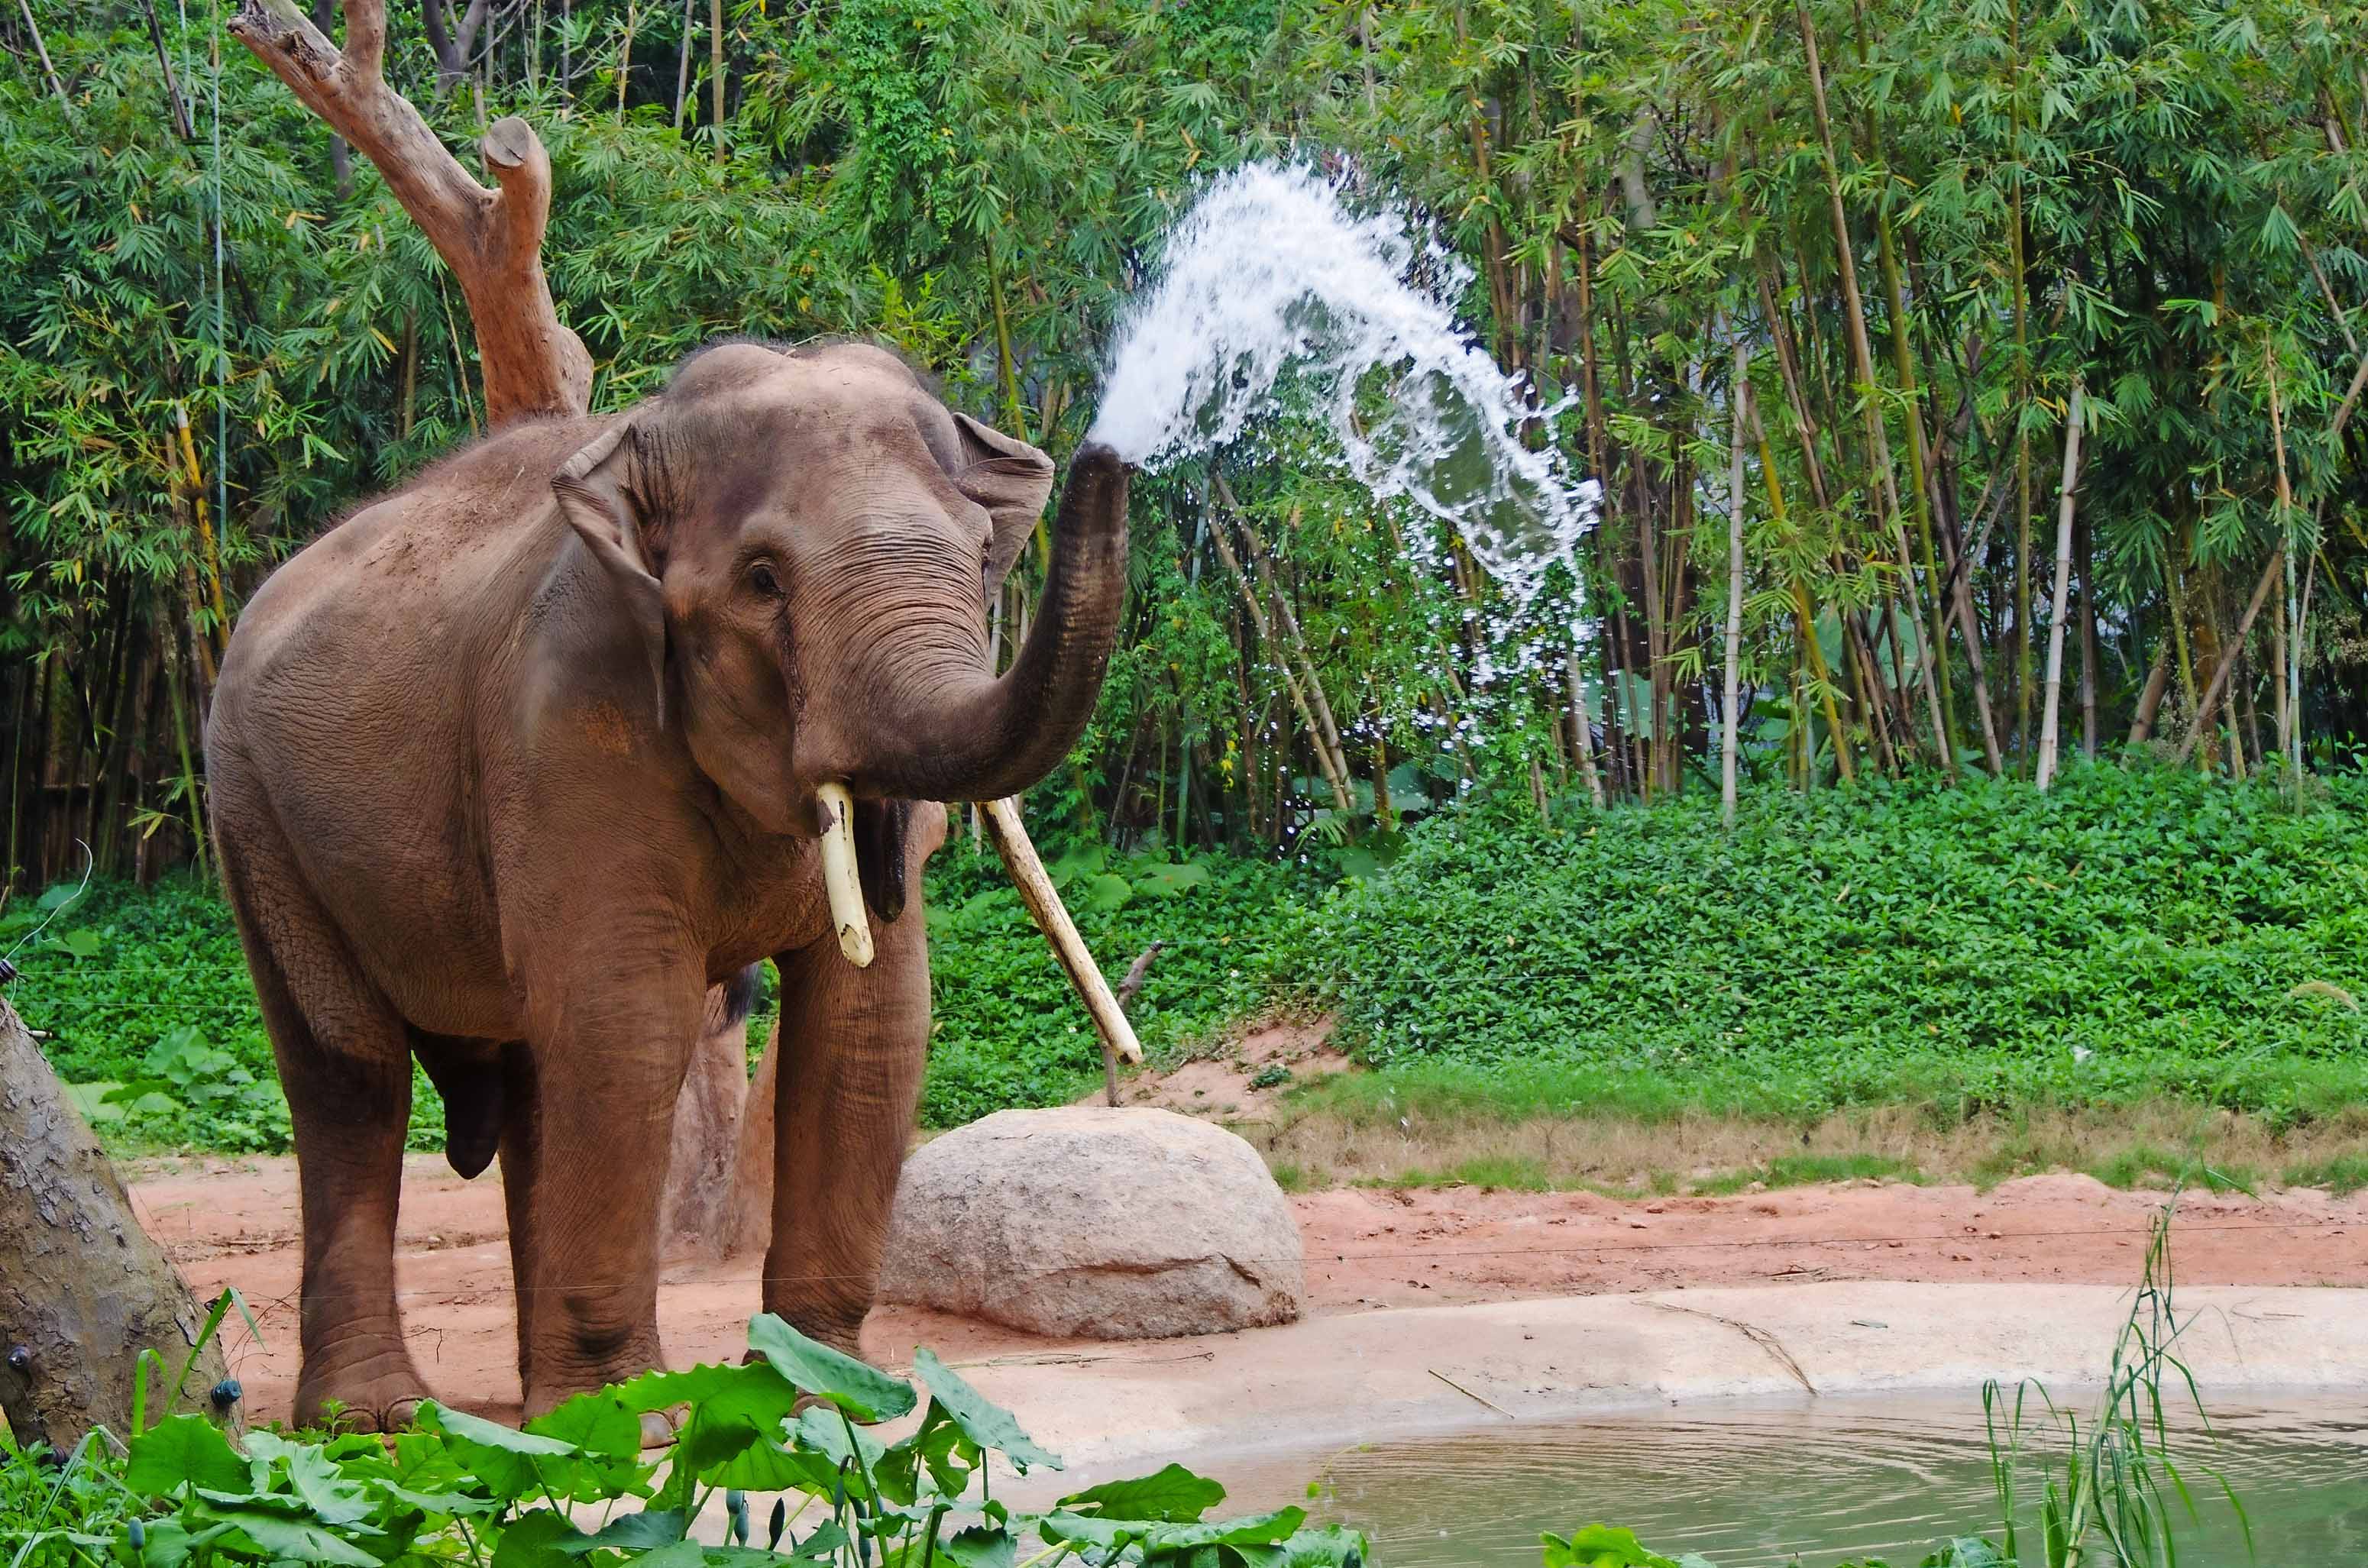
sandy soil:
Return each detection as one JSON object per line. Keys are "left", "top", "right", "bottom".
{"left": 128, "top": 1154, "right": 2366, "bottom": 1431}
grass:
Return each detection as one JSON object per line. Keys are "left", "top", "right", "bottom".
{"left": 1234, "top": 1059, "right": 2368, "bottom": 1196}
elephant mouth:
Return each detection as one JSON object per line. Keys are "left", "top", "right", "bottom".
{"left": 814, "top": 787, "right": 912, "bottom": 968}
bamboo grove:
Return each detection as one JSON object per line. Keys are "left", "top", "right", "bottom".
{"left": 4, "top": 0, "right": 2366, "bottom": 890}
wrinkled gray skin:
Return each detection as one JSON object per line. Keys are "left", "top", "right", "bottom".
{"left": 205, "top": 341, "right": 1128, "bottom": 1429}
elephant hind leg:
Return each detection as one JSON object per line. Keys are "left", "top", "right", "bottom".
{"left": 215, "top": 813, "right": 426, "bottom": 1432}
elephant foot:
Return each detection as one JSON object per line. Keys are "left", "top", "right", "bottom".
{"left": 523, "top": 1329, "right": 667, "bottom": 1427}
{"left": 295, "top": 1355, "right": 431, "bottom": 1434}
{"left": 636, "top": 1408, "right": 681, "bottom": 1450}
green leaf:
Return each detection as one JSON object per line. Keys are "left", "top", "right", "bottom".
{"left": 62, "top": 1080, "right": 125, "bottom": 1121}
{"left": 935, "top": 1524, "right": 1016, "bottom": 1568}
{"left": 204, "top": 1505, "right": 384, "bottom": 1567}
{"left": 1146, "top": 1508, "right": 1307, "bottom": 1549}
{"left": 422, "top": 1401, "right": 581, "bottom": 1456}
{"left": 244, "top": 1430, "right": 376, "bottom": 1525}
{"left": 746, "top": 1314, "right": 916, "bottom": 1421}
{"left": 528, "top": 1389, "right": 645, "bottom": 1461}
{"left": 491, "top": 1508, "right": 584, "bottom": 1568}
{"left": 1132, "top": 859, "right": 1212, "bottom": 897}
{"left": 1058, "top": 1461, "right": 1225, "bottom": 1521}
{"left": 614, "top": 1360, "right": 785, "bottom": 1416}
{"left": 52, "top": 928, "right": 99, "bottom": 959}
{"left": 1040, "top": 1508, "right": 1304, "bottom": 1553}
{"left": 556, "top": 1509, "right": 689, "bottom": 1553}
{"left": 1541, "top": 1524, "right": 1685, "bottom": 1568}
{"left": 419, "top": 1401, "right": 581, "bottom": 1498}
{"left": 125, "top": 1414, "right": 248, "bottom": 1495}
{"left": 911, "top": 1347, "right": 1060, "bottom": 1473}
{"left": 623, "top": 1544, "right": 708, "bottom": 1568}
{"left": 1084, "top": 872, "right": 1134, "bottom": 911}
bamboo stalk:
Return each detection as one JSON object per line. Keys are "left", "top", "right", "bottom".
{"left": 614, "top": 0, "right": 639, "bottom": 118}
{"left": 1722, "top": 345, "right": 1751, "bottom": 826}
{"left": 173, "top": 405, "right": 230, "bottom": 662}
{"left": 707, "top": 0, "right": 723, "bottom": 160}
{"left": 2268, "top": 342, "right": 2302, "bottom": 790}
{"left": 1564, "top": 649, "right": 1607, "bottom": 808}
{"left": 1206, "top": 494, "right": 1354, "bottom": 816}
{"left": 1798, "top": 3, "right": 1952, "bottom": 773}
{"left": 671, "top": 0, "right": 694, "bottom": 131}
{"left": 979, "top": 797, "right": 1142, "bottom": 1065}
{"left": 16, "top": 0, "right": 72, "bottom": 116}
{"left": 1223, "top": 485, "right": 1354, "bottom": 794}
{"left": 2034, "top": 381, "right": 2084, "bottom": 789}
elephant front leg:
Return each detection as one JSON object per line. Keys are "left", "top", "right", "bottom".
{"left": 512, "top": 962, "right": 707, "bottom": 1416}
{"left": 765, "top": 881, "right": 933, "bottom": 1356}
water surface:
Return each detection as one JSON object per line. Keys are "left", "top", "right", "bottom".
{"left": 1205, "top": 1395, "right": 2368, "bottom": 1566}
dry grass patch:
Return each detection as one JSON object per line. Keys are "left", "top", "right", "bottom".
{"left": 1237, "top": 1091, "right": 2368, "bottom": 1198}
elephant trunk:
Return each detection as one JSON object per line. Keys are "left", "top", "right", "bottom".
{"left": 852, "top": 442, "right": 1131, "bottom": 805}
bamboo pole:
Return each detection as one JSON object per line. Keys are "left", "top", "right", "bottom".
{"left": 1722, "top": 345, "right": 1751, "bottom": 826}
{"left": 2034, "top": 381, "right": 2084, "bottom": 789}
{"left": 707, "top": 0, "right": 723, "bottom": 160}
{"left": 1219, "top": 482, "right": 1355, "bottom": 797}
{"left": 15, "top": 0, "right": 71, "bottom": 116}
{"left": 979, "top": 797, "right": 1142, "bottom": 1066}
{"left": 1206, "top": 493, "right": 1354, "bottom": 816}
{"left": 1797, "top": 2, "right": 1952, "bottom": 773}
{"left": 2275, "top": 339, "right": 2298, "bottom": 787}
{"left": 1564, "top": 649, "right": 1608, "bottom": 808}
{"left": 613, "top": 0, "right": 639, "bottom": 118}
{"left": 173, "top": 405, "right": 230, "bottom": 661}
{"left": 671, "top": 0, "right": 694, "bottom": 131}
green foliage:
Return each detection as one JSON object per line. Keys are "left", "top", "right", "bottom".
{"left": 7, "top": 838, "right": 1317, "bottom": 1150}
{"left": 10, "top": 0, "right": 2368, "bottom": 900}
{"left": 0, "top": 1311, "right": 1369, "bottom": 1568}
{"left": 4, "top": 874, "right": 438, "bottom": 1153}
{"left": 1278, "top": 769, "right": 2368, "bottom": 1120}
{"left": 918, "top": 836, "right": 1315, "bottom": 1126}
{"left": 16, "top": 768, "right": 2364, "bottom": 1156}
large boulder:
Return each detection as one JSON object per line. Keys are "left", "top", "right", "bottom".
{"left": 878, "top": 1107, "right": 1305, "bottom": 1339}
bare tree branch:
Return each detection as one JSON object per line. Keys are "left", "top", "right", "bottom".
{"left": 227, "top": 0, "right": 590, "bottom": 425}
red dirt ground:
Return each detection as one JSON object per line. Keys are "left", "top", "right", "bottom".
{"left": 129, "top": 1155, "right": 2366, "bottom": 1428}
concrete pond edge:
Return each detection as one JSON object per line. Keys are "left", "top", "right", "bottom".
{"left": 928, "top": 1281, "right": 2368, "bottom": 1486}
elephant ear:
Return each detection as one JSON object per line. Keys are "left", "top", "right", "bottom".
{"left": 553, "top": 420, "right": 668, "bottom": 727}
{"left": 951, "top": 411, "right": 1056, "bottom": 596}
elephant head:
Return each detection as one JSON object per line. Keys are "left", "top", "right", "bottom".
{"left": 550, "top": 340, "right": 1128, "bottom": 924}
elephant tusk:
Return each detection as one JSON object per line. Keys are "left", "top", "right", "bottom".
{"left": 815, "top": 783, "right": 875, "bottom": 968}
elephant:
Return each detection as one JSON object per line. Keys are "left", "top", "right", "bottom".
{"left": 204, "top": 339, "right": 1128, "bottom": 1431}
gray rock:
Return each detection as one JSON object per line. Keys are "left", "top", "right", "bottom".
{"left": 878, "top": 1107, "right": 1305, "bottom": 1339}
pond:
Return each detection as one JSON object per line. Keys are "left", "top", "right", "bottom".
{"left": 1203, "top": 1395, "right": 2368, "bottom": 1566}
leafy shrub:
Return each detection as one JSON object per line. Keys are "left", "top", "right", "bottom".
{"left": 1276, "top": 768, "right": 2368, "bottom": 1120}
{"left": 0, "top": 1309, "right": 1366, "bottom": 1568}
{"left": 17, "top": 769, "right": 2364, "bottom": 1154}
{"left": 920, "top": 836, "right": 1316, "bottom": 1124}
{"left": 5, "top": 838, "right": 1318, "bottom": 1151}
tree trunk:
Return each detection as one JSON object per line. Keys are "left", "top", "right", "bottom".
{"left": 658, "top": 978, "right": 754, "bottom": 1262}
{"left": 1, "top": 996, "right": 232, "bottom": 1452}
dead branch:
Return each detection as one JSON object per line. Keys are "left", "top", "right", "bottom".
{"left": 226, "top": 0, "right": 590, "bottom": 425}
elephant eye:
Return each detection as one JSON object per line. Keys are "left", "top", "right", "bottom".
{"left": 749, "top": 563, "right": 782, "bottom": 599}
